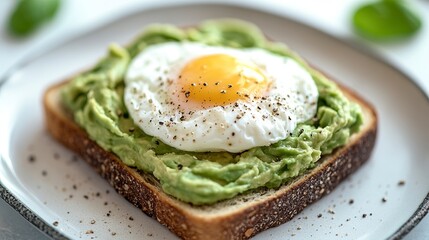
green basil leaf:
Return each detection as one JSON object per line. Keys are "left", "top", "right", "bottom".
{"left": 8, "top": 0, "right": 61, "bottom": 37}
{"left": 352, "top": 0, "right": 422, "bottom": 40}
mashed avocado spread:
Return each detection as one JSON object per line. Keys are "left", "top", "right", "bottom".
{"left": 61, "top": 20, "right": 363, "bottom": 205}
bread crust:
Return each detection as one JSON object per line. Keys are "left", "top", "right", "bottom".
{"left": 43, "top": 80, "right": 377, "bottom": 240}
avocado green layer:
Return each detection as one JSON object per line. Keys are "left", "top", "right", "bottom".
{"left": 61, "top": 20, "right": 363, "bottom": 205}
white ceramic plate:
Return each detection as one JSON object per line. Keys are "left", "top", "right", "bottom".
{"left": 1, "top": 3, "right": 428, "bottom": 240}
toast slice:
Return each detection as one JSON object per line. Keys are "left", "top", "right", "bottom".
{"left": 43, "top": 80, "right": 377, "bottom": 240}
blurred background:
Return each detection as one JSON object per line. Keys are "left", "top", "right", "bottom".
{"left": 0, "top": 0, "right": 428, "bottom": 239}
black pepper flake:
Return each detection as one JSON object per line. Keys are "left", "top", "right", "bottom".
{"left": 123, "top": 112, "right": 129, "bottom": 119}
{"left": 317, "top": 214, "right": 322, "bottom": 218}
{"left": 178, "top": 164, "right": 183, "bottom": 170}
{"left": 83, "top": 195, "right": 89, "bottom": 200}
{"left": 362, "top": 214, "right": 367, "bottom": 218}
{"left": 128, "top": 127, "right": 135, "bottom": 133}
{"left": 398, "top": 180, "right": 406, "bottom": 186}
{"left": 90, "top": 220, "right": 96, "bottom": 224}
{"left": 154, "top": 140, "right": 160, "bottom": 145}
{"left": 382, "top": 197, "right": 387, "bottom": 203}
{"left": 185, "top": 91, "right": 190, "bottom": 98}
{"left": 203, "top": 82, "right": 208, "bottom": 86}
{"left": 42, "top": 170, "right": 47, "bottom": 176}
{"left": 231, "top": 132, "right": 235, "bottom": 136}
{"left": 28, "top": 155, "right": 36, "bottom": 163}
{"left": 228, "top": 84, "right": 232, "bottom": 88}
{"left": 72, "top": 155, "right": 79, "bottom": 162}
{"left": 298, "top": 128, "right": 304, "bottom": 136}
{"left": 220, "top": 90, "right": 226, "bottom": 94}
{"left": 159, "top": 122, "right": 164, "bottom": 126}
{"left": 180, "top": 116, "right": 185, "bottom": 121}
{"left": 173, "top": 135, "right": 177, "bottom": 140}
{"left": 215, "top": 82, "right": 219, "bottom": 85}
{"left": 349, "top": 199, "right": 354, "bottom": 205}
{"left": 53, "top": 221, "right": 59, "bottom": 227}
{"left": 129, "top": 217, "right": 134, "bottom": 221}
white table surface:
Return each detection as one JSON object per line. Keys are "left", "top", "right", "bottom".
{"left": 0, "top": 0, "right": 428, "bottom": 239}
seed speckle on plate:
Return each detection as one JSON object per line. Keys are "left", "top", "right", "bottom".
{"left": 28, "top": 155, "right": 36, "bottom": 163}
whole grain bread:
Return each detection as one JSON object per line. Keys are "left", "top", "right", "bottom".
{"left": 43, "top": 80, "right": 377, "bottom": 240}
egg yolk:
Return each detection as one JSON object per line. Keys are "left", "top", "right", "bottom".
{"left": 178, "top": 54, "right": 270, "bottom": 107}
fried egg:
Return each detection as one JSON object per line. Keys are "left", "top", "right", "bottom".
{"left": 124, "top": 42, "right": 318, "bottom": 153}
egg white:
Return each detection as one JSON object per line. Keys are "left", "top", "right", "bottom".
{"left": 124, "top": 42, "right": 318, "bottom": 153}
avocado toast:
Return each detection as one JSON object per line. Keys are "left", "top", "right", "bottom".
{"left": 43, "top": 20, "right": 377, "bottom": 239}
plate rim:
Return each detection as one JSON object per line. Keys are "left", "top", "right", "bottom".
{"left": 0, "top": 2, "right": 428, "bottom": 240}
